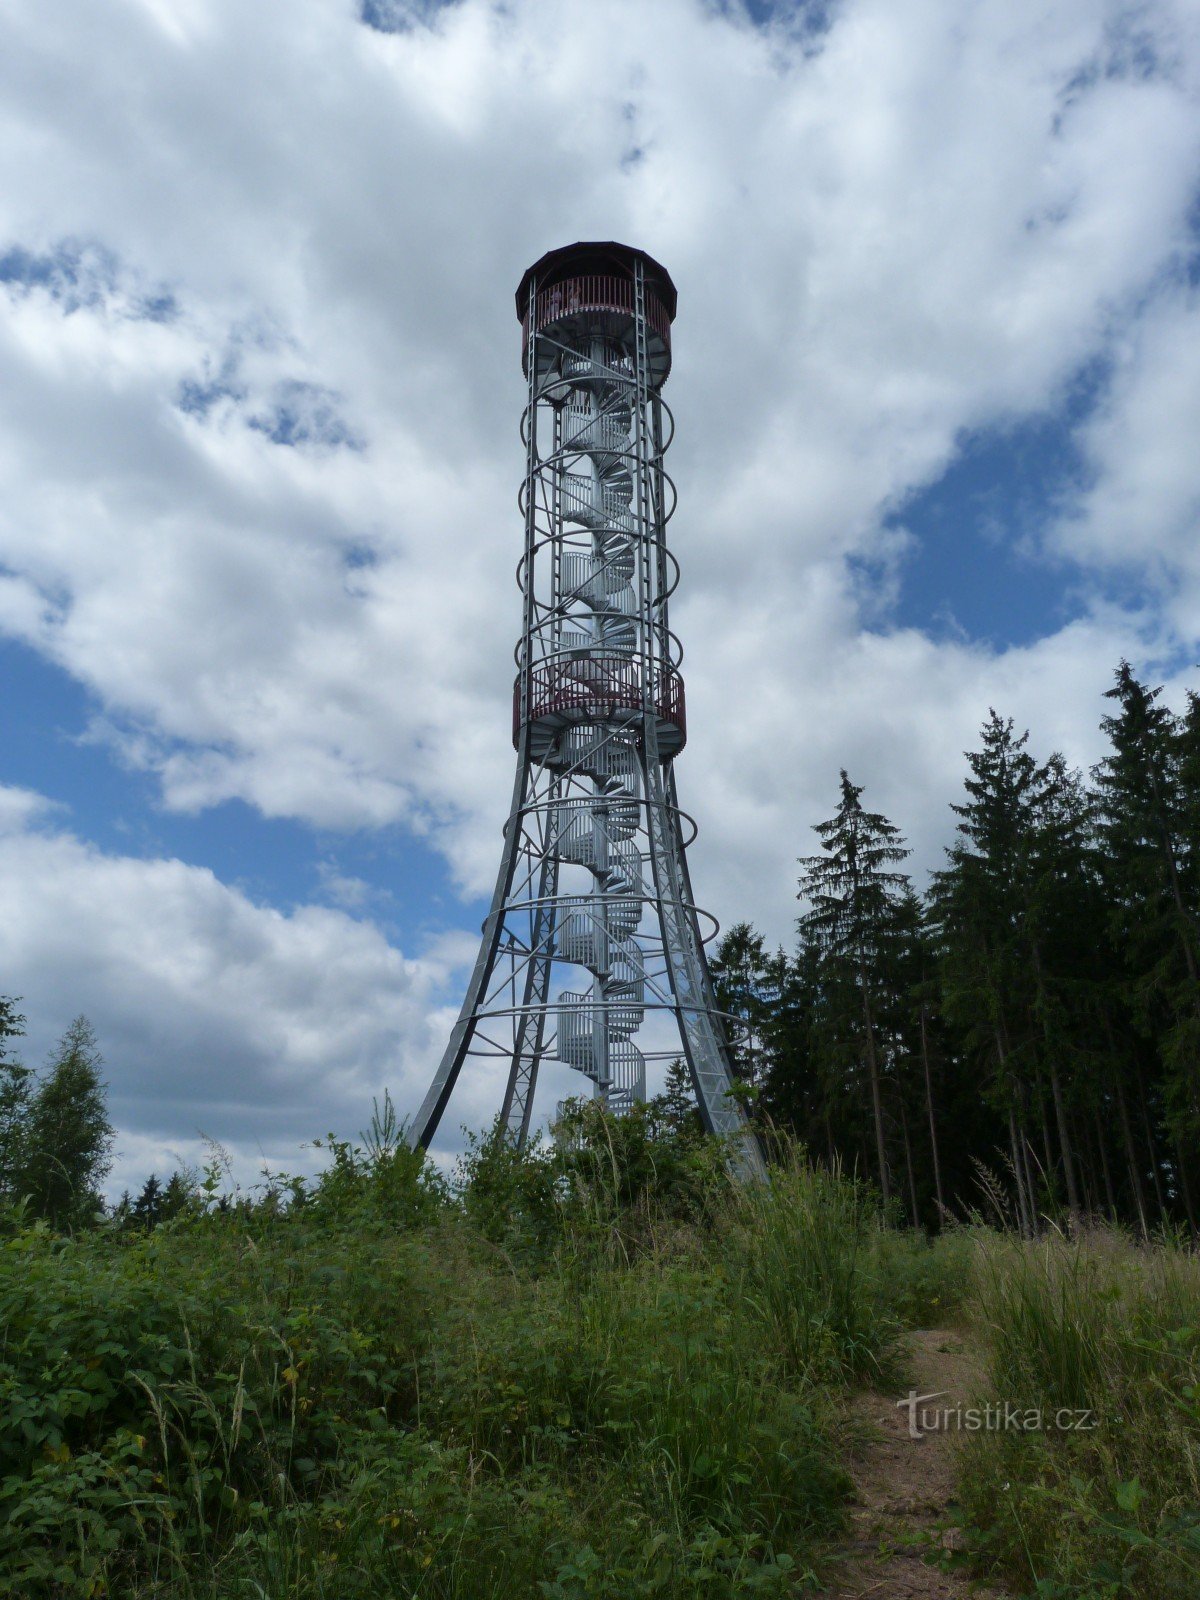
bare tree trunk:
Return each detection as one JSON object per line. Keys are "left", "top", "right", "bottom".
{"left": 1048, "top": 1058, "right": 1082, "bottom": 1221}
{"left": 1017, "top": 1107, "right": 1036, "bottom": 1241}
{"left": 1031, "top": 942, "right": 1080, "bottom": 1220}
{"left": 1036, "top": 1075, "right": 1057, "bottom": 1202}
{"left": 1019, "top": 1117, "right": 1041, "bottom": 1235}
{"left": 859, "top": 961, "right": 890, "bottom": 1204}
{"left": 1114, "top": 1073, "right": 1149, "bottom": 1238}
{"left": 899, "top": 1095, "right": 920, "bottom": 1230}
{"left": 1175, "top": 1138, "right": 1198, "bottom": 1232}
{"left": 1092, "top": 1100, "right": 1118, "bottom": 1223}
{"left": 997, "top": 1026, "right": 1034, "bottom": 1235}
{"left": 1075, "top": 1113, "right": 1096, "bottom": 1218}
{"left": 1138, "top": 1072, "right": 1168, "bottom": 1219}
{"left": 919, "top": 1004, "right": 945, "bottom": 1219}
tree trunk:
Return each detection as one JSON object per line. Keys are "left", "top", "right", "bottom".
{"left": 1114, "top": 1072, "right": 1149, "bottom": 1238}
{"left": 1175, "top": 1138, "right": 1198, "bottom": 1232}
{"left": 919, "top": 1004, "right": 945, "bottom": 1219}
{"left": 899, "top": 1094, "right": 920, "bottom": 1230}
{"left": 1009, "top": 1106, "right": 1032, "bottom": 1237}
{"left": 1075, "top": 1113, "right": 1096, "bottom": 1218}
{"left": 1107, "top": 1011, "right": 1158, "bottom": 1235}
{"left": 1030, "top": 941, "right": 1081, "bottom": 1220}
{"left": 1092, "top": 1100, "right": 1118, "bottom": 1223}
{"left": 1036, "top": 1075, "right": 1057, "bottom": 1204}
{"left": 1018, "top": 1116, "right": 1041, "bottom": 1235}
{"left": 1048, "top": 1058, "right": 1082, "bottom": 1221}
{"left": 997, "top": 1026, "right": 1034, "bottom": 1235}
{"left": 1138, "top": 1071, "right": 1168, "bottom": 1218}
{"left": 859, "top": 960, "right": 890, "bottom": 1204}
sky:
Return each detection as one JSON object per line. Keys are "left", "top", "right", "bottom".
{"left": 1, "top": 0, "right": 1198, "bottom": 1193}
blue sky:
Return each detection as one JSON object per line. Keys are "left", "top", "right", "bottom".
{"left": 1, "top": 637, "right": 470, "bottom": 939}
{"left": 1, "top": 0, "right": 1198, "bottom": 1189}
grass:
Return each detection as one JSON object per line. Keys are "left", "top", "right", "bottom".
{"left": 957, "top": 1222, "right": 1200, "bottom": 1599}
{"left": 0, "top": 1115, "right": 897, "bottom": 1599}
{"left": 1, "top": 1107, "right": 1194, "bottom": 1599}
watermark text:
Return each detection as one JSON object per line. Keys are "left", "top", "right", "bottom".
{"left": 896, "top": 1390, "right": 1099, "bottom": 1439}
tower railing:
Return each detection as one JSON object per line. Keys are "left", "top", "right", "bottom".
{"left": 514, "top": 657, "right": 686, "bottom": 749}
{"left": 521, "top": 273, "right": 672, "bottom": 351}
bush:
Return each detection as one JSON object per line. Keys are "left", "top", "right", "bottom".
{"left": 0, "top": 1122, "right": 884, "bottom": 1598}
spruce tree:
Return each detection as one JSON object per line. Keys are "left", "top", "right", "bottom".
{"left": 655, "top": 1058, "right": 704, "bottom": 1143}
{"left": 757, "top": 935, "right": 827, "bottom": 1153}
{"left": 130, "top": 1173, "right": 163, "bottom": 1230}
{"left": 710, "top": 922, "right": 774, "bottom": 1082}
{"left": 1095, "top": 663, "right": 1200, "bottom": 1220}
{"left": 931, "top": 713, "right": 1048, "bottom": 1229}
{"left": 1023, "top": 754, "right": 1102, "bottom": 1221}
{"left": 798, "top": 772, "right": 911, "bottom": 1203}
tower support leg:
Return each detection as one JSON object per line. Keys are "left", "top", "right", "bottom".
{"left": 499, "top": 846, "right": 559, "bottom": 1144}
{"left": 642, "top": 721, "right": 765, "bottom": 1179}
{"left": 406, "top": 734, "right": 532, "bottom": 1150}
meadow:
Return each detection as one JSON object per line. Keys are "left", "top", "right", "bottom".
{"left": 1, "top": 1101, "right": 1197, "bottom": 1599}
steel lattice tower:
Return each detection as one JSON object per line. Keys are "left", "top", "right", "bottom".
{"left": 407, "top": 241, "right": 764, "bottom": 1179}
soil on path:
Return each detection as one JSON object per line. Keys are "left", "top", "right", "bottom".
{"left": 823, "top": 1328, "right": 1009, "bottom": 1599}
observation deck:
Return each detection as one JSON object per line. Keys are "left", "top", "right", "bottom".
{"left": 513, "top": 655, "right": 686, "bottom": 761}
{"left": 517, "top": 240, "right": 675, "bottom": 390}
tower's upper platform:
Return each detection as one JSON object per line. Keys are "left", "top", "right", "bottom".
{"left": 514, "top": 241, "right": 677, "bottom": 322}
{"left": 516, "top": 241, "right": 675, "bottom": 389}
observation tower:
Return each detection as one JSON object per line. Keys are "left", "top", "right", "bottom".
{"left": 407, "top": 241, "right": 763, "bottom": 1178}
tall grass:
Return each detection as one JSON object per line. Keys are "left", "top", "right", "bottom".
{"left": 13, "top": 1113, "right": 1189, "bottom": 1600}
{"left": 959, "top": 1224, "right": 1200, "bottom": 1599}
{"left": 0, "top": 1122, "right": 913, "bottom": 1599}
{"left": 722, "top": 1149, "right": 897, "bottom": 1384}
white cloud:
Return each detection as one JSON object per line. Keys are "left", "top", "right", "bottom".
{"left": 0, "top": 0, "right": 1198, "bottom": 1142}
{"left": 1049, "top": 284, "right": 1200, "bottom": 618}
{"left": 0, "top": 784, "right": 58, "bottom": 835}
{"left": 0, "top": 785, "right": 478, "bottom": 1182}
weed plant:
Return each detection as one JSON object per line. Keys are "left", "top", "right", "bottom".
{"left": 0, "top": 1109, "right": 909, "bottom": 1599}
{"left": 7, "top": 1100, "right": 1186, "bottom": 1600}
{"left": 958, "top": 1224, "right": 1200, "bottom": 1599}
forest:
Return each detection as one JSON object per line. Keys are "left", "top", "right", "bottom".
{"left": 711, "top": 660, "right": 1200, "bottom": 1237}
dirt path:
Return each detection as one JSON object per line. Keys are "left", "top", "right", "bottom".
{"left": 823, "top": 1329, "right": 1008, "bottom": 1598}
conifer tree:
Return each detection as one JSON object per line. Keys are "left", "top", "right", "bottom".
{"left": 756, "top": 934, "right": 826, "bottom": 1152}
{"left": 130, "top": 1172, "right": 163, "bottom": 1230}
{"left": 1095, "top": 663, "right": 1200, "bottom": 1220}
{"left": 1023, "top": 752, "right": 1103, "bottom": 1220}
{"left": 798, "top": 772, "right": 911, "bottom": 1203}
{"left": 710, "top": 922, "right": 774, "bottom": 1082}
{"left": 654, "top": 1058, "right": 704, "bottom": 1143}
{"left": 930, "top": 713, "right": 1048, "bottom": 1229}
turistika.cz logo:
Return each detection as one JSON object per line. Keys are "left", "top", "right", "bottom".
{"left": 896, "top": 1390, "right": 1100, "bottom": 1439}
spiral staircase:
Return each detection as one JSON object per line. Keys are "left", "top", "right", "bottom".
{"left": 547, "top": 344, "right": 647, "bottom": 1109}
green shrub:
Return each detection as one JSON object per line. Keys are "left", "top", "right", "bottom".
{"left": 0, "top": 1126, "right": 876, "bottom": 1598}
{"left": 871, "top": 1225, "right": 973, "bottom": 1328}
